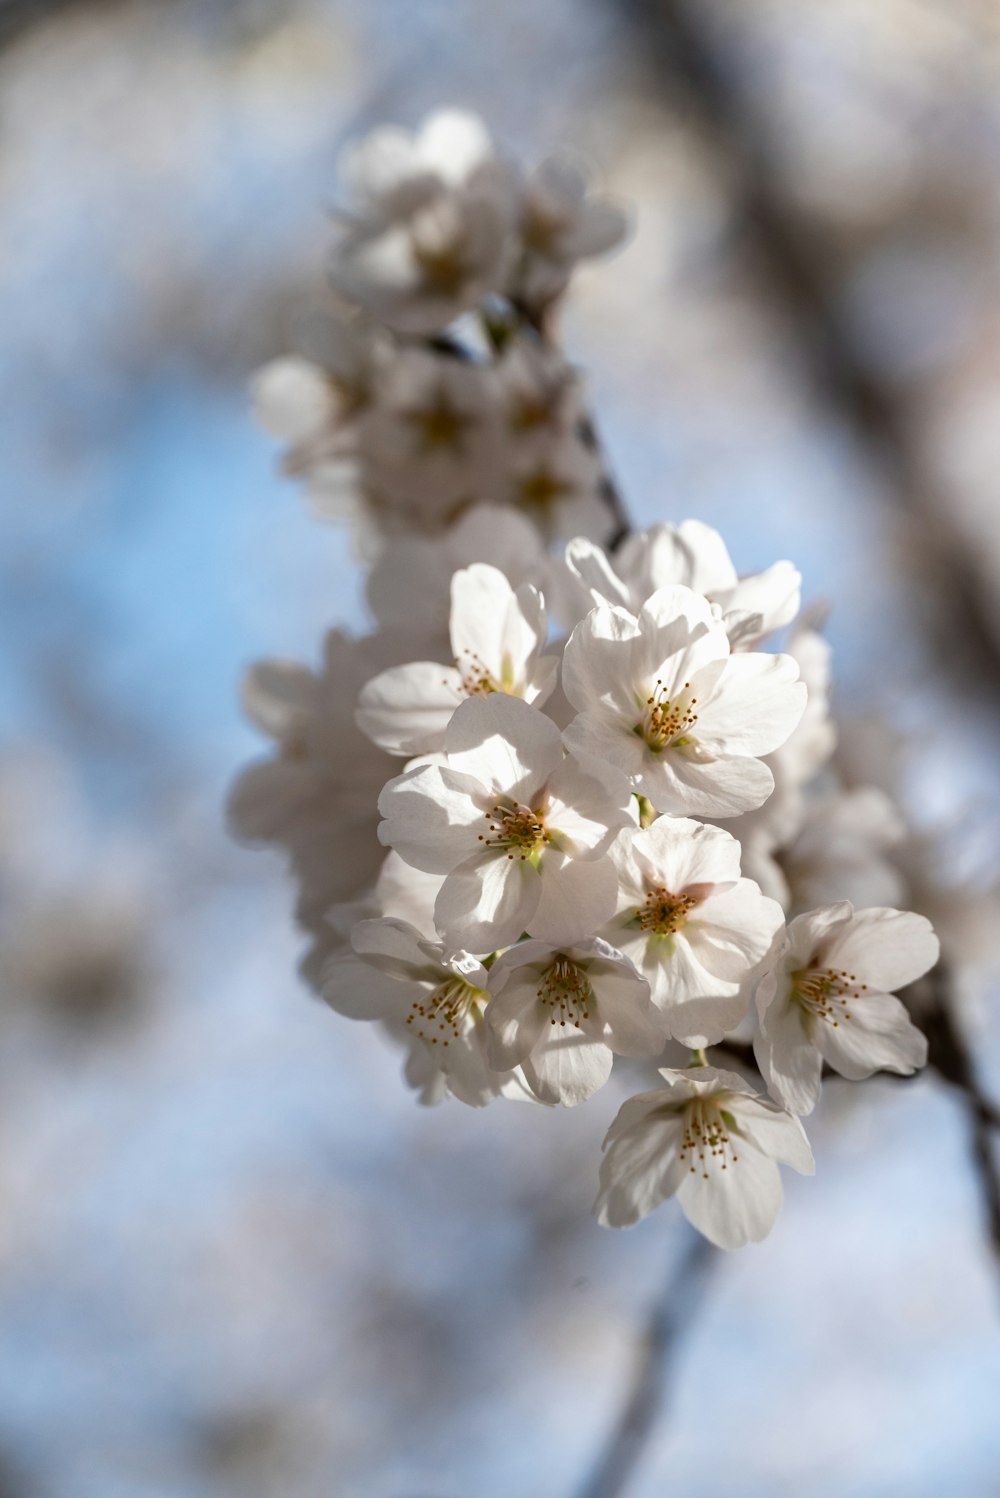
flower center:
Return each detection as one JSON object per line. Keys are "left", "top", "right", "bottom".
{"left": 514, "top": 462, "right": 572, "bottom": 514}
{"left": 792, "top": 966, "right": 867, "bottom": 1027}
{"left": 402, "top": 389, "right": 477, "bottom": 454}
{"left": 406, "top": 977, "right": 486, "bottom": 1048}
{"left": 638, "top": 886, "right": 698, "bottom": 936}
{"left": 637, "top": 678, "right": 699, "bottom": 753}
{"left": 478, "top": 801, "right": 549, "bottom": 860}
{"left": 537, "top": 956, "right": 595, "bottom": 1028}
{"left": 454, "top": 646, "right": 499, "bottom": 697}
{"left": 411, "top": 224, "right": 470, "bottom": 298}
{"left": 679, "top": 1099, "right": 740, "bottom": 1178}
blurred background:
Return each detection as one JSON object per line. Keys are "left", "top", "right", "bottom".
{"left": 3, "top": 1, "right": 1000, "bottom": 1494}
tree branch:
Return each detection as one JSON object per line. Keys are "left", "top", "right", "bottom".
{"left": 575, "top": 1232, "right": 715, "bottom": 1498}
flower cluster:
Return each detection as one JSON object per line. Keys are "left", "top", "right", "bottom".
{"left": 231, "top": 110, "right": 939, "bottom": 1251}
{"left": 254, "top": 110, "right": 627, "bottom": 548}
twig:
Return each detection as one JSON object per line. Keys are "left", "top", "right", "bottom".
{"left": 576, "top": 1233, "right": 715, "bottom": 1498}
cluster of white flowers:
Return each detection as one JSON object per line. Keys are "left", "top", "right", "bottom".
{"left": 231, "top": 110, "right": 939, "bottom": 1251}
{"left": 253, "top": 110, "right": 626, "bottom": 548}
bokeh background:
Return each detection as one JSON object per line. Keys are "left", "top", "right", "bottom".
{"left": 3, "top": 1, "right": 1000, "bottom": 1495}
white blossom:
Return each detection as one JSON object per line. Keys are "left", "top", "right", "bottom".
{"left": 227, "top": 631, "right": 403, "bottom": 921}
{"left": 509, "top": 156, "right": 629, "bottom": 314}
{"left": 754, "top": 902, "right": 938, "bottom": 1116}
{"left": 562, "top": 585, "right": 807, "bottom": 817}
{"left": 358, "top": 347, "right": 503, "bottom": 532}
{"left": 485, "top": 937, "right": 662, "bottom": 1105}
{"left": 490, "top": 335, "right": 585, "bottom": 458}
{"left": 356, "top": 563, "right": 559, "bottom": 755}
{"left": 602, "top": 818, "right": 785, "bottom": 1046}
{"left": 323, "top": 915, "right": 521, "bottom": 1107}
{"left": 558, "top": 521, "right": 801, "bottom": 647}
{"left": 377, "top": 693, "right": 634, "bottom": 950}
{"left": 330, "top": 111, "right": 517, "bottom": 334}
{"left": 781, "top": 786, "right": 906, "bottom": 914}
{"left": 506, "top": 430, "right": 613, "bottom": 545}
{"left": 595, "top": 1065, "right": 813, "bottom": 1248}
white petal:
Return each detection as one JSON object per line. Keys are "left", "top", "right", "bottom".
{"left": 753, "top": 986, "right": 824, "bottom": 1116}
{"left": 434, "top": 850, "right": 540, "bottom": 950}
{"left": 484, "top": 960, "right": 552, "bottom": 1068}
{"left": 822, "top": 908, "right": 939, "bottom": 992}
{"left": 377, "top": 763, "right": 483, "bottom": 872}
{"left": 640, "top": 749, "right": 775, "bottom": 819}
{"left": 545, "top": 753, "right": 633, "bottom": 857}
{"left": 524, "top": 1032, "right": 613, "bottom": 1106}
{"left": 686, "top": 881, "right": 784, "bottom": 983}
{"left": 635, "top": 816, "right": 742, "bottom": 891}
{"left": 595, "top": 1105, "right": 688, "bottom": 1226}
{"left": 356, "top": 662, "right": 463, "bottom": 755}
{"left": 677, "top": 1137, "right": 784, "bottom": 1249}
{"left": 695, "top": 653, "right": 806, "bottom": 757}
{"left": 816, "top": 991, "right": 929, "bottom": 1081}
{"left": 445, "top": 693, "right": 563, "bottom": 801}
{"left": 729, "top": 1095, "right": 815, "bottom": 1174}
{"left": 668, "top": 990, "right": 751, "bottom": 1049}
{"left": 350, "top": 916, "right": 436, "bottom": 980}
{"left": 561, "top": 603, "right": 641, "bottom": 711}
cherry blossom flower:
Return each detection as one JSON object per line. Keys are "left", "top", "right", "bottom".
{"left": 780, "top": 787, "right": 906, "bottom": 914}
{"left": 251, "top": 313, "right": 387, "bottom": 524}
{"left": 377, "top": 693, "right": 634, "bottom": 950}
{"left": 754, "top": 902, "right": 938, "bottom": 1115}
{"left": 323, "top": 915, "right": 523, "bottom": 1107}
{"left": 491, "top": 335, "right": 583, "bottom": 439}
{"left": 485, "top": 937, "right": 662, "bottom": 1105}
{"left": 562, "top": 585, "right": 807, "bottom": 817}
{"left": 506, "top": 430, "right": 613, "bottom": 544}
{"left": 601, "top": 818, "right": 784, "bottom": 1045}
{"left": 595, "top": 1065, "right": 813, "bottom": 1248}
{"left": 509, "top": 156, "right": 629, "bottom": 315}
{"left": 356, "top": 563, "right": 559, "bottom": 756}
{"left": 227, "top": 630, "right": 404, "bottom": 922}
{"left": 330, "top": 111, "right": 517, "bottom": 334}
{"left": 358, "top": 347, "right": 503, "bottom": 532}
{"left": 558, "top": 521, "right": 801, "bottom": 648}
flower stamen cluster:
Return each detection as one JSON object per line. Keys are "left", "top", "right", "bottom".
{"left": 639, "top": 678, "right": 699, "bottom": 753}
{"left": 791, "top": 965, "right": 866, "bottom": 1026}
{"left": 537, "top": 956, "right": 595, "bottom": 1027}
{"left": 638, "top": 887, "right": 698, "bottom": 936}
{"left": 479, "top": 802, "right": 549, "bottom": 860}
{"left": 679, "top": 1099, "right": 739, "bottom": 1178}
{"left": 407, "top": 976, "right": 486, "bottom": 1046}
